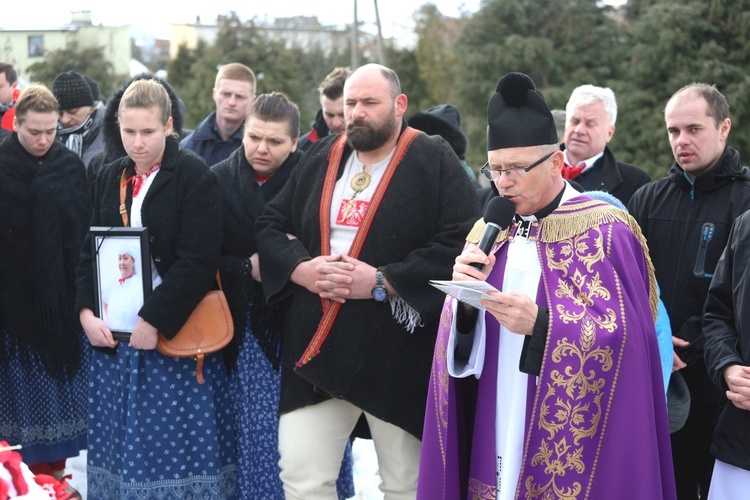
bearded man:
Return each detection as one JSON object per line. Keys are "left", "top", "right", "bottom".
{"left": 256, "top": 63, "right": 480, "bottom": 499}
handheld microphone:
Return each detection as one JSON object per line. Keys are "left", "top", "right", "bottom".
{"left": 470, "top": 196, "right": 516, "bottom": 270}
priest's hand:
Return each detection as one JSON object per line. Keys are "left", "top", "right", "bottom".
{"left": 724, "top": 364, "right": 750, "bottom": 411}
{"left": 452, "top": 246, "right": 496, "bottom": 281}
{"left": 129, "top": 319, "right": 158, "bottom": 350}
{"left": 453, "top": 246, "right": 497, "bottom": 314}
{"left": 481, "top": 291, "right": 538, "bottom": 336}
{"left": 80, "top": 307, "right": 118, "bottom": 348}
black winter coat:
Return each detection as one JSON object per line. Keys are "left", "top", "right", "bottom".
{"left": 212, "top": 145, "right": 302, "bottom": 368}
{"left": 703, "top": 209, "right": 750, "bottom": 470}
{"left": 571, "top": 146, "right": 650, "bottom": 206}
{"left": 76, "top": 137, "right": 222, "bottom": 339}
{"left": 256, "top": 129, "right": 480, "bottom": 438}
{"left": 297, "top": 109, "right": 329, "bottom": 152}
{"left": 629, "top": 146, "right": 750, "bottom": 402}
{"left": 0, "top": 135, "right": 91, "bottom": 377}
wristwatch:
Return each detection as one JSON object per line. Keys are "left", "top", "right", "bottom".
{"left": 371, "top": 269, "right": 388, "bottom": 302}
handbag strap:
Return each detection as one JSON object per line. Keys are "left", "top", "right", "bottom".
{"left": 119, "top": 169, "right": 129, "bottom": 228}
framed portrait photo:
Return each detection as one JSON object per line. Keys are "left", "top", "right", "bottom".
{"left": 90, "top": 227, "right": 152, "bottom": 341}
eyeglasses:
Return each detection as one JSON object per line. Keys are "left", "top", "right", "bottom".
{"left": 480, "top": 150, "right": 556, "bottom": 181}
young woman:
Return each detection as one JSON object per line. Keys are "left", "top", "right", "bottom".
{"left": 0, "top": 84, "right": 90, "bottom": 485}
{"left": 213, "top": 92, "right": 354, "bottom": 499}
{"left": 76, "top": 79, "right": 237, "bottom": 499}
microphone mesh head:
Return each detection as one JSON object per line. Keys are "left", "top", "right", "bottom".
{"left": 483, "top": 196, "right": 516, "bottom": 230}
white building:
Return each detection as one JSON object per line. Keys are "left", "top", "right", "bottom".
{"left": 0, "top": 11, "right": 130, "bottom": 79}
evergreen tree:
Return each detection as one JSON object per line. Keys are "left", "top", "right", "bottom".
{"left": 451, "top": 0, "right": 620, "bottom": 166}
{"left": 616, "top": 0, "right": 750, "bottom": 176}
{"left": 169, "top": 13, "right": 351, "bottom": 131}
{"left": 412, "top": 4, "right": 465, "bottom": 110}
{"left": 25, "top": 40, "right": 120, "bottom": 98}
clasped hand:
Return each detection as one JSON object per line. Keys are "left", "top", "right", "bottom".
{"left": 292, "top": 254, "right": 375, "bottom": 303}
{"left": 724, "top": 364, "right": 750, "bottom": 411}
{"left": 453, "top": 245, "right": 538, "bottom": 336}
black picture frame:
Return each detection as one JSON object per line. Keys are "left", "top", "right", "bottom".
{"left": 90, "top": 227, "right": 152, "bottom": 341}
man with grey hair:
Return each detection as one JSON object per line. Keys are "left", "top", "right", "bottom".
{"left": 561, "top": 84, "right": 650, "bottom": 206}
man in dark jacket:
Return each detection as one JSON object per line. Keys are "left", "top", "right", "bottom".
{"left": 51, "top": 70, "right": 106, "bottom": 173}
{"left": 561, "top": 84, "right": 650, "bottom": 206}
{"left": 0, "top": 62, "right": 18, "bottom": 144}
{"left": 297, "top": 66, "right": 350, "bottom": 151}
{"left": 703, "top": 209, "right": 750, "bottom": 498}
{"left": 256, "top": 64, "right": 479, "bottom": 499}
{"left": 629, "top": 83, "right": 750, "bottom": 500}
{"left": 180, "top": 62, "right": 255, "bottom": 166}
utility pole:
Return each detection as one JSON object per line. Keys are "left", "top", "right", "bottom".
{"left": 351, "top": 0, "right": 360, "bottom": 68}
{"left": 373, "top": 0, "right": 387, "bottom": 65}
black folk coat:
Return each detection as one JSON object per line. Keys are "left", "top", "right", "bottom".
{"left": 76, "top": 136, "right": 222, "bottom": 339}
{"left": 256, "top": 129, "right": 481, "bottom": 438}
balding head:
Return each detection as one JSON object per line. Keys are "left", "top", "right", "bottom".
{"left": 343, "top": 64, "right": 407, "bottom": 155}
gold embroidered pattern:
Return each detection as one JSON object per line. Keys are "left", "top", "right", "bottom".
{"left": 525, "top": 437, "right": 584, "bottom": 500}
{"left": 466, "top": 201, "right": 657, "bottom": 321}
{"left": 523, "top": 221, "right": 619, "bottom": 500}
{"left": 468, "top": 199, "right": 657, "bottom": 320}
{"left": 468, "top": 477, "right": 496, "bottom": 500}
{"left": 546, "top": 227, "right": 606, "bottom": 276}
{"left": 430, "top": 297, "right": 453, "bottom": 471}
{"left": 554, "top": 270, "right": 617, "bottom": 334}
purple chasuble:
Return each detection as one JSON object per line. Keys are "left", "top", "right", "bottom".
{"left": 418, "top": 196, "right": 676, "bottom": 500}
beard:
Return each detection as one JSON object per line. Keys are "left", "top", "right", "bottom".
{"left": 346, "top": 114, "right": 398, "bottom": 152}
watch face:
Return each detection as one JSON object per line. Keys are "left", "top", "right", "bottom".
{"left": 372, "top": 287, "right": 388, "bottom": 302}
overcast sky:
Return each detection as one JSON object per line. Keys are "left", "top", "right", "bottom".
{"left": 2, "top": 1, "right": 482, "bottom": 39}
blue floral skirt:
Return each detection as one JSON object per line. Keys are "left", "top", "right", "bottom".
{"left": 0, "top": 331, "right": 88, "bottom": 466}
{"left": 87, "top": 345, "right": 238, "bottom": 500}
{"left": 229, "top": 319, "right": 355, "bottom": 499}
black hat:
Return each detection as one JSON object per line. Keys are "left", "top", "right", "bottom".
{"left": 487, "top": 72, "right": 557, "bottom": 150}
{"left": 408, "top": 104, "right": 468, "bottom": 160}
{"left": 667, "top": 371, "right": 691, "bottom": 433}
{"left": 83, "top": 75, "right": 102, "bottom": 103}
{"left": 52, "top": 71, "right": 94, "bottom": 110}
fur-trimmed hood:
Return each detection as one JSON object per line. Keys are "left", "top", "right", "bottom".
{"left": 98, "top": 73, "right": 184, "bottom": 165}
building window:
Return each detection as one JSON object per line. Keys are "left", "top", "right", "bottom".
{"left": 28, "top": 36, "right": 44, "bottom": 57}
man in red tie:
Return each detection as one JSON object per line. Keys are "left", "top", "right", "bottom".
{"left": 562, "top": 84, "right": 650, "bottom": 206}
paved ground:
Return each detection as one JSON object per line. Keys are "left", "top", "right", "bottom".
{"left": 66, "top": 438, "right": 384, "bottom": 499}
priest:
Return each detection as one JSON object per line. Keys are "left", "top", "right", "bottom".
{"left": 418, "top": 72, "right": 676, "bottom": 500}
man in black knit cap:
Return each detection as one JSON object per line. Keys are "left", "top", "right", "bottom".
{"left": 51, "top": 70, "right": 105, "bottom": 172}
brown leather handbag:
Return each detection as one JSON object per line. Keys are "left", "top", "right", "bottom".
{"left": 156, "top": 272, "right": 233, "bottom": 384}
{"left": 120, "top": 170, "right": 233, "bottom": 383}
